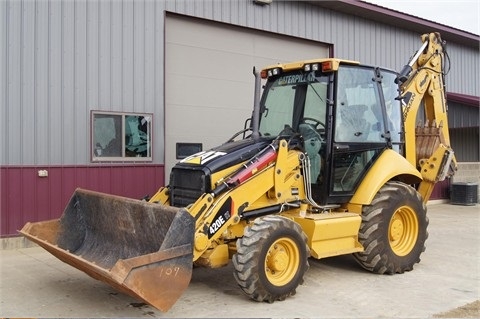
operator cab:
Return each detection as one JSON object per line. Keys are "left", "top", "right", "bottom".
{"left": 258, "top": 59, "right": 403, "bottom": 205}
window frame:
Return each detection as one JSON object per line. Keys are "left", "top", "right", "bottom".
{"left": 334, "top": 65, "right": 386, "bottom": 144}
{"left": 90, "top": 110, "right": 153, "bottom": 162}
{"left": 259, "top": 70, "right": 329, "bottom": 137}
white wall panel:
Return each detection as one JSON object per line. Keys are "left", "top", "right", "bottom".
{"left": 144, "top": 0, "right": 156, "bottom": 114}
{"left": 86, "top": 0, "right": 99, "bottom": 111}
{"left": 122, "top": 0, "right": 134, "bottom": 113}
{"left": 133, "top": 0, "right": 145, "bottom": 113}
{"left": 110, "top": 1, "right": 123, "bottom": 109}
{"left": 0, "top": 0, "right": 6, "bottom": 164}
{"left": 75, "top": 0, "right": 88, "bottom": 163}
{"left": 5, "top": 1, "right": 21, "bottom": 164}
{"left": 98, "top": 0, "right": 112, "bottom": 110}
{"left": 62, "top": 1, "right": 76, "bottom": 164}
{"left": 447, "top": 44, "right": 479, "bottom": 96}
{"left": 154, "top": 1, "right": 165, "bottom": 164}
{"left": 49, "top": 0, "right": 63, "bottom": 163}
{"left": 164, "top": 14, "right": 329, "bottom": 177}
{"left": 22, "top": 1, "right": 36, "bottom": 163}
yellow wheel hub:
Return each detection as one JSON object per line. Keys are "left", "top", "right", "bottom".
{"left": 388, "top": 206, "right": 419, "bottom": 256}
{"left": 265, "top": 238, "right": 299, "bottom": 286}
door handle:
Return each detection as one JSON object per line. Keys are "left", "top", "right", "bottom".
{"left": 333, "top": 144, "right": 350, "bottom": 151}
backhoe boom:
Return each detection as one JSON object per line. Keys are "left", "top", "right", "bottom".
{"left": 396, "top": 32, "right": 457, "bottom": 201}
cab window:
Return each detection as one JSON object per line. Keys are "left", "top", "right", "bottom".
{"left": 335, "top": 66, "right": 384, "bottom": 143}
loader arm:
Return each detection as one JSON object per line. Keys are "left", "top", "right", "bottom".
{"left": 184, "top": 139, "right": 305, "bottom": 262}
{"left": 396, "top": 32, "right": 457, "bottom": 202}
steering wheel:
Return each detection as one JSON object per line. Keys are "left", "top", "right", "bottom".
{"left": 301, "top": 117, "right": 326, "bottom": 130}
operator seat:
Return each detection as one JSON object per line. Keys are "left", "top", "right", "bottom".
{"left": 299, "top": 123, "right": 323, "bottom": 183}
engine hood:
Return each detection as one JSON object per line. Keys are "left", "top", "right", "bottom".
{"left": 174, "top": 137, "right": 273, "bottom": 175}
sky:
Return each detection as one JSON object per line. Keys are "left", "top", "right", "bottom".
{"left": 364, "top": 0, "right": 480, "bottom": 35}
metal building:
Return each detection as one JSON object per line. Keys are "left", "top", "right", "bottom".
{"left": 1, "top": 0, "right": 479, "bottom": 238}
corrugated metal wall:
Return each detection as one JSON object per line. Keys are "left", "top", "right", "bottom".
{"left": 450, "top": 127, "right": 480, "bottom": 162}
{"left": 2, "top": 0, "right": 478, "bottom": 167}
{"left": 447, "top": 102, "right": 479, "bottom": 162}
{"left": 1, "top": 0, "right": 478, "bottom": 236}
{"left": 446, "top": 44, "right": 480, "bottom": 97}
{"left": 1, "top": 0, "right": 164, "bottom": 165}
{"left": 448, "top": 102, "right": 480, "bottom": 129}
{"left": 0, "top": 165, "right": 165, "bottom": 236}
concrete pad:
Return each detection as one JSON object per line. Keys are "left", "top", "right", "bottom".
{"left": 0, "top": 203, "right": 478, "bottom": 318}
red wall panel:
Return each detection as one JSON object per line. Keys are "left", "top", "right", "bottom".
{"left": 1, "top": 164, "right": 450, "bottom": 237}
{"left": 0, "top": 165, "right": 165, "bottom": 237}
{"left": 430, "top": 178, "right": 451, "bottom": 201}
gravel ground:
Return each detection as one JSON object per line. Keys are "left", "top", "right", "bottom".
{"left": 433, "top": 300, "right": 480, "bottom": 318}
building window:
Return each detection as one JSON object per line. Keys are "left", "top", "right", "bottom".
{"left": 91, "top": 111, "right": 152, "bottom": 161}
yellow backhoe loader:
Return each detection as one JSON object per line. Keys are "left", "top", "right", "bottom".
{"left": 21, "top": 32, "right": 456, "bottom": 312}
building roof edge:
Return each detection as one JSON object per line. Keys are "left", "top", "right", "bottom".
{"left": 447, "top": 92, "right": 480, "bottom": 107}
{"left": 308, "top": 0, "right": 479, "bottom": 47}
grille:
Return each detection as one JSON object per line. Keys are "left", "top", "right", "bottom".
{"left": 170, "top": 168, "right": 208, "bottom": 207}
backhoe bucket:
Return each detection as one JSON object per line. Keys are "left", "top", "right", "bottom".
{"left": 20, "top": 188, "right": 194, "bottom": 312}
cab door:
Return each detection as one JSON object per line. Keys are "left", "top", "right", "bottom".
{"left": 326, "top": 65, "right": 390, "bottom": 203}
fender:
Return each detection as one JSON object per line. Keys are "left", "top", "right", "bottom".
{"left": 349, "top": 149, "right": 422, "bottom": 206}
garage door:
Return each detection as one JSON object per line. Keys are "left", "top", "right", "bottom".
{"left": 165, "top": 14, "right": 330, "bottom": 179}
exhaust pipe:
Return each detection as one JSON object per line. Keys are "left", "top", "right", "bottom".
{"left": 252, "top": 66, "right": 262, "bottom": 140}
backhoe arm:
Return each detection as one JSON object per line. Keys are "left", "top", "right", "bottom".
{"left": 396, "top": 32, "right": 457, "bottom": 202}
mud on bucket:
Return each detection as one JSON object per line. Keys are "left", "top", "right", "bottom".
{"left": 20, "top": 188, "right": 195, "bottom": 312}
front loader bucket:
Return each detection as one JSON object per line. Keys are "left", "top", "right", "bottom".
{"left": 20, "top": 188, "right": 194, "bottom": 312}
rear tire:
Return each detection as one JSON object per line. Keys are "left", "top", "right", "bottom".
{"left": 232, "top": 215, "right": 309, "bottom": 303}
{"left": 353, "top": 181, "right": 428, "bottom": 274}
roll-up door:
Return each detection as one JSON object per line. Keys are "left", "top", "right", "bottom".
{"left": 165, "top": 14, "right": 330, "bottom": 179}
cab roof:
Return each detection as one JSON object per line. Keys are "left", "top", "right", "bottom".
{"left": 261, "top": 58, "right": 360, "bottom": 73}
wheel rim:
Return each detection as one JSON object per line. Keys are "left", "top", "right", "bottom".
{"left": 388, "top": 205, "right": 419, "bottom": 256}
{"left": 265, "top": 237, "right": 299, "bottom": 286}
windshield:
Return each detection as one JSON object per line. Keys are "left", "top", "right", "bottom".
{"left": 259, "top": 71, "right": 329, "bottom": 137}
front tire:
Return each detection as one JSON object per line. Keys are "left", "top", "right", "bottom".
{"left": 353, "top": 181, "right": 428, "bottom": 274}
{"left": 232, "top": 215, "right": 309, "bottom": 303}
